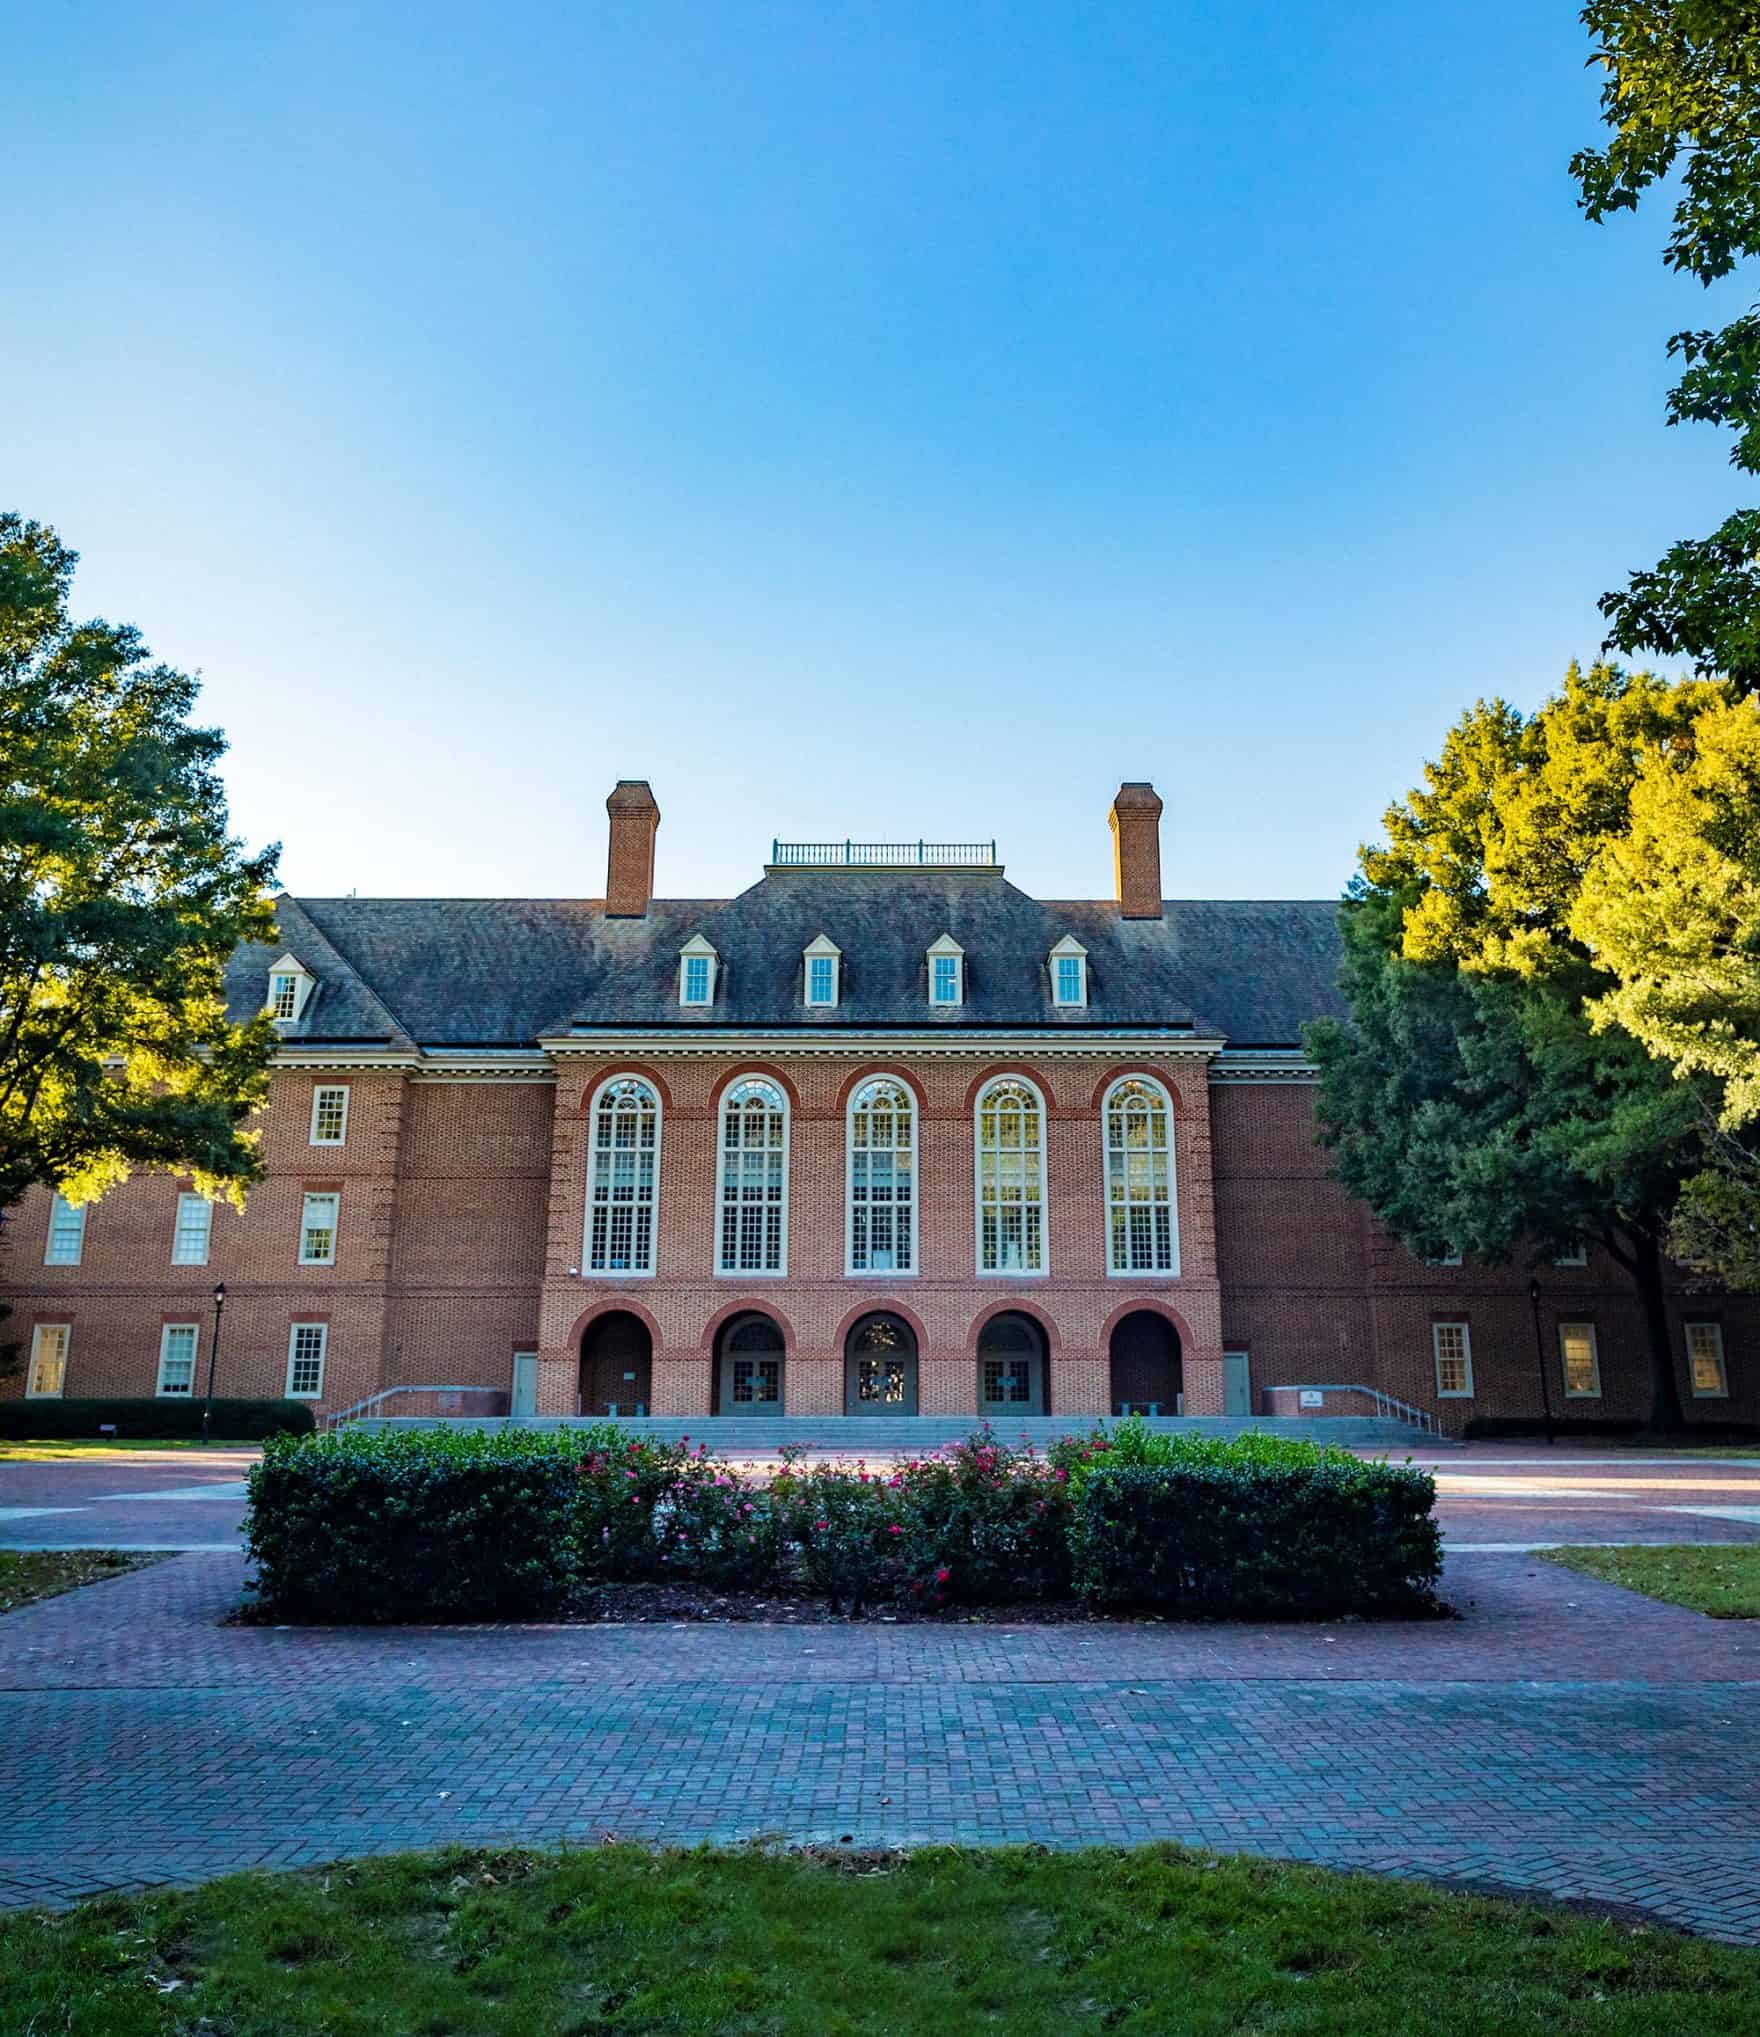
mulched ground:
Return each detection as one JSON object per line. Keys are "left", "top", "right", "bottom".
{"left": 582, "top": 1580, "right": 1169, "bottom": 1624}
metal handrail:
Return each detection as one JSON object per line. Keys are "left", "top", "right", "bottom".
{"left": 323, "top": 1384, "right": 496, "bottom": 1431}
{"left": 1281, "top": 1384, "right": 1440, "bottom": 1435}
{"left": 771, "top": 839, "right": 997, "bottom": 867}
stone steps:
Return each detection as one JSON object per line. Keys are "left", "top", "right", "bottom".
{"left": 353, "top": 1413, "right": 1446, "bottom": 1450}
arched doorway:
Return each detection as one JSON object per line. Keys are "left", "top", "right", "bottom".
{"left": 580, "top": 1311, "right": 653, "bottom": 1417}
{"left": 713, "top": 1312, "right": 786, "bottom": 1416}
{"left": 1109, "top": 1310, "right": 1181, "bottom": 1415}
{"left": 976, "top": 1312, "right": 1047, "bottom": 1417}
{"left": 844, "top": 1312, "right": 918, "bottom": 1416}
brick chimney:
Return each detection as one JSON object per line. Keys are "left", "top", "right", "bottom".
{"left": 1109, "top": 782, "right": 1164, "bottom": 919}
{"left": 605, "top": 780, "right": 660, "bottom": 917}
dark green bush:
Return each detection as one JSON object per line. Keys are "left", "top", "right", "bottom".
{"left": 1072, "top": 1459, "right": 1443, "bottom": 1619}
{"left": 0, "top": 1396, "right": 314, "bottom": 1441}
{"left": 573, "top": 1426, "right": 779, "bottom": 1587}
{"left": 246, "top": 1429, "right": 584, "bottom": 1622}
{"left": 891, "top": 1430, "right": 1073, "bottom": 1605}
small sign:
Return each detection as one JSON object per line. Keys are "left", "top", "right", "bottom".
{"left": 1299, "top": 1390, "right": 1324, "bottom": 1409}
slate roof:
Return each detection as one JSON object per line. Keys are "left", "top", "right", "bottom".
{"left": 224, "top": 870, "right": 1346, "bottom": 1050}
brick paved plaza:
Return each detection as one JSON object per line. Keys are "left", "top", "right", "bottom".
{"left": 3, "top": 1512, "right": 1760, "bottom": 1942}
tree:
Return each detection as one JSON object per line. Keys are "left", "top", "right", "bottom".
{"left": 0, "top": 515, "right": 279, "bottom": 1217}
{"left": 1573, "top": 3, "right": 1760, "bottom": 686}
{"left": 1309, "top": 665, "right": 1739, "bottom": 1431}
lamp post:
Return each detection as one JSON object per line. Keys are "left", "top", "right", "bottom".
{"left": 1527, "top": 1276, "right": 1556, "bottom": 1448}
{"left": 202, "top": 1282, "right": 227, "bottom": 1446}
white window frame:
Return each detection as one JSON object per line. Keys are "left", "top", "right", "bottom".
{"left": 299, "top": 1192, "right": 339, "bottom": 1266}
{"left": 156, "top": 1322, "right": 200, "bottom": 1398}
{"left": 172, "top": 1192, "right": 213, "bottom": 1267}
{"left": 974, "top": 1074, "right": 1049, "bottom": 1277}
{"left": 26, "top": 1323, "right": 70, "bottom": 1399}
{"left": 44, "top": 1194, "right": 86, "bottom": 1266}
{"left": 309, "top": 1085, "right": 350, "bottom": 1147}
{"left": 803, "top": 935, "right": 841, "bottom": 1009}
{"left": 1558, "top": 1321, "right": 1601, "bottom": 1399}
{"left": 1687, "top": 1321, "right": 1729, "bottom": 1399}
{"left": 1049, "top": 935, "right": 1088, "bottom": 1009}
{"left": 927, "top": 934, "right": 964, "bottom": 1009}
{"left": 1552, "top": 1244, "right": 1588, "bottom": 1268}
{"left": 265, "top": 953, "right": 314, "bottom": 1024}
{"left": 715, "top": 1076, "right": 789, "bottom": 1277}
{"left": 584, "top": 1074, "right": 662, "bottom": 1277}
{"left": 1432, "top": 1320, "right": 1474, "bottom": 1398}
{"left": 1103, "top": 1075, "right": 1179, "bottom": 1276}
{"left": 846, "top": 1076, "right": 917, "bottom": 1277}
{"left": 1425, "top": 1249, "right": 1464, "bottom": 1267}
{"left": 678, "top": 936, "right": 718, "bottom": 1008}
{"left": 286, "top": 1322, "right": 328, "bottom": 1398}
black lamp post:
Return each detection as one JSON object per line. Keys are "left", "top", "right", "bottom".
{"left": 202, "top": 1281, "right": 227, "bottom": 1446}
{"left": 1527, "top": 1276, "right": 1556, "bottom": 1447}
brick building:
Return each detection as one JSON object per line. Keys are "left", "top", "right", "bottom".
{"left": 4, "top": 781, "right": 1752, "bottom": 1432}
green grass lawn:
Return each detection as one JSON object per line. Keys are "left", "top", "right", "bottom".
{"left": 0, "top": 1549, "right": 163, "bottom": 1614}
{"left": 3, "top": 1844, "right": 1757, "bottom": 2036}
{"left": 0, "top": 1438, "right": 262, "bottom": 1460}
{"left": 1544, "top": 1544, "right": 1760, "bottom": 1617}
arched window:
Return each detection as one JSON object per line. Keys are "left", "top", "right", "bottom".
{"left": 718, "top": 1077, "right": 788, "bottom": 1274}
{"left": 848, "top": 1077, "right": 915, "bottom": 1274}
{"left": 586, "top": 1077, "right": 661, "bottom": 1275}
{"left": 1104, "top": 1077, "right": 1177, "bottom": 1275}
{"left": 975, "top": 1076, "right": 1047, "bottom": 1275}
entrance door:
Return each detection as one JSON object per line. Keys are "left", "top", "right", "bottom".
{"left": 1222, "top": 1350, "right": 1251, "bottom": 1417}
{"left": 715, "top": 1313, "right": 785, "bottom": 1416}
{"left": 844, "top": 1313, "right": 918, "bottom": 1415}
{"left": 580, "top": 1312, "right": 653, "bottom": 1417}
{"left": 510, "top": 1352, "right": 539, "bottom": 1418}
{"left": 1109, "top": 1311, "right": 1182, "bottom": 1416}
{"left": 976, "top": 1312, "right": 1046, "bottom": 1417}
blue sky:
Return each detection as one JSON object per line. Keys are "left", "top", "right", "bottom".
{"left": 4, "top": 4, "right": 1748, "bottom": 904}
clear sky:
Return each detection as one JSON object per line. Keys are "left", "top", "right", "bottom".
{"left": 5, "top": 4, "right": 1748, "bottom": 905}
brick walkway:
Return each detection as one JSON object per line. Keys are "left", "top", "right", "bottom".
{"left": 3, "top": 1551, "right": 1759, "bottom": 1942}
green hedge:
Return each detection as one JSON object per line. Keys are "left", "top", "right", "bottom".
{"left": 0, "top": 1397, "right": 315, "bottom": 1441}
{"left": 246, "top": 1429, "right": 583, "bottom": 1622}
{"left": 1071, "top": 1459, "right": 1443, "bottom": 1619}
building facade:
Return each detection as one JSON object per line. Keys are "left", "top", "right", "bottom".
{"left": 4, "top": 781, "right": 1753, "bottom": 1431}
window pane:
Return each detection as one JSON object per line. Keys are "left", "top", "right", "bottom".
{"left": 311, "top": 1086, "right": 349, "bottom": 1144}
{"left": 849, "top": 1078, "right": 913, "bottom": 1272}
{"left": 300, "top": 1194, "right": 338, "bottom": 1264}
{"left": 29, "top": 1326, "right": 69, "bottom": 1397}
{"left": 976, "top": 1080, "right": 1043, "bottom": 1273}
{"left": 719, "top": 1079, "right": 787, "bottom": 1272}
{"left": 172, "top": 1194, "right": 212, "bottom": 1266}
{"left": 288, "top": 1325, "right": 327, "bottom": 1397}
{"left": 1433, "top": 1323, "right": 1471, "bottom": 1395}
{"left": 159, "top": 1325, "right": 198, "bottom": 1395}
{"left": 587, "top": 1078, "right": 660, "bottom": 1273}
{"left": 45, "top": 1196, "right": 86, "bottom": 1266}
{"left": 1105, "top": 1080, "right": 1174, "bottom": 1273}
{"left": 1560, "top": 1324, "right": 1599, "bottom": 1396}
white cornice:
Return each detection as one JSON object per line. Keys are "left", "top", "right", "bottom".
{"left": 1209, "top": 1050, "right": 1317, "bottom": 1083}
{"left": 272, "top": 1047, "right": 554, "bottom": 1081}
{"left": 537, "top": 1028, "right": 1225, "bottom": 1061}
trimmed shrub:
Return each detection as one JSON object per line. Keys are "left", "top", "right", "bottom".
{"left": 1072, "top": 1458, "right": 1443, "bottom": 1619}
{"left": 0, "top": 1396, "right": 314, "bottom": 1441}
{"left": 246, "top": 1429, "right": 583, "bottom": 1622}
{"left": 573, "top": 1427, "right": 779, "bottom": 1588}
{"left": 890, "top": 1430, "right": 1073, "bottom": 1605}
{"left": 768, "top": 1455, "right": 904, "bottom": 1613}
{"left": 1049, "top": 1417, "right": 1362, "bottom": 1492}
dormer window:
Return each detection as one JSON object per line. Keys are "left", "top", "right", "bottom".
{"left": 1049, "top": 935, "right": 1088, "bottom": 1008}
{"left": 265, "top": 954, "right": 315, "bottom": 1024}
{"left": 927, "top": 934, "right": 964, "bottom": 1009}
{"left": 678, "top": 934, "right": 718, "bottom": 1007}
{"left": 803, "top": 934, "right": 841, "bottom": 1008}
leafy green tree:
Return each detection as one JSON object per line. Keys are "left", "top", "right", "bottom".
{"left": 0, "top": 515, "right": 279, "bottom": 1218}
{"left": 1309, "top": 666, "right": 1738, "bottom": 1431}
{"left": 1573, "top": 2, "right": 1760, "bottom": 686}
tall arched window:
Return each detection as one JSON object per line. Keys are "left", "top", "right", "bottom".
{"left": 586, "top": 1077, "right": 661, "bottom": 1275}
{"left": 975, "top": 1076, "right": 1047, "bottom": 1275}
{"left": 718, "top": 1076, "right": 789, "bottom": 1274}
{"left": 1104, "top": 1077, "right": 1177, "bottom": 1275}
{"left": 848, "top": 1077, "right": 915, "bottom": 1274}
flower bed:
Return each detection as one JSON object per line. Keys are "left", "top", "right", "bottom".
{"left": 244, "top": 1419, "right": 1442, "bottom": 1623}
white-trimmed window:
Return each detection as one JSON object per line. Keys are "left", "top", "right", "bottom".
{"left": 309, "top": 1085, "right": 350, "bottom": 1146}
{"left": 266, "top": 954, "right": 314, "bottom": 1023}
{"left": 848, "top": 1077, "right": 916, "bottom": 1274}
{"left": 1426, "top": 1249, "right": 1464, "bottom": 1267}
{"left": 299, "top": 1192, "right": 339, "bottom": 1265}
{"left": 1050, "top": 934, "right": 1088, "bottom": 1008}
{"left": 678, "top": 935, "right": 718, "bottom": 1008}
{"left": 172, "top": 1193, "right": 213, "bottom": 1266}
{"left": 1553, "top": 1244, "right": 1588, "bottom": 1268}
{"left": 803, "top": 935, "right": 841, "bottom": 1009}
{"left": 928, "top": 934, "right": 964, "bottom": 1008}
{"left": 286, "top": 1322, "right": 328, "bottom": 1398}
{"left": 975, "top": 1076, "right": 1047, "bottom": 1275}
{"left": 717, "top": 1077, "right": 788, "bottom": 1274}
{"left": 586, "top": 1075, "right": 661, "bottom": 1275}
{"left": 44, "top": 1195, "right": 86, "bottom": 1266}
{"left": 1687, "top": 1322, "right": 1729, "bottom": 1398}
{"left": 1559, "top": 1322, "right": 1601, "bottom": 1398}
{"left": 1104, "top": 1076, "right": 1177, "bottom": 1275}
{"left": 1433, "top": 1321, "right": 1473, "bottom": 1397}
{"left": 27, "top": 1324, "right": 69, "bottom": 1398}
{"left": 157, "top": 1323, "right": 199, "bottom": 1397}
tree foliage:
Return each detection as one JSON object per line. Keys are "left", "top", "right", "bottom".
{"left": 0, "top": 514, "right": 279, "bottom": 1214}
